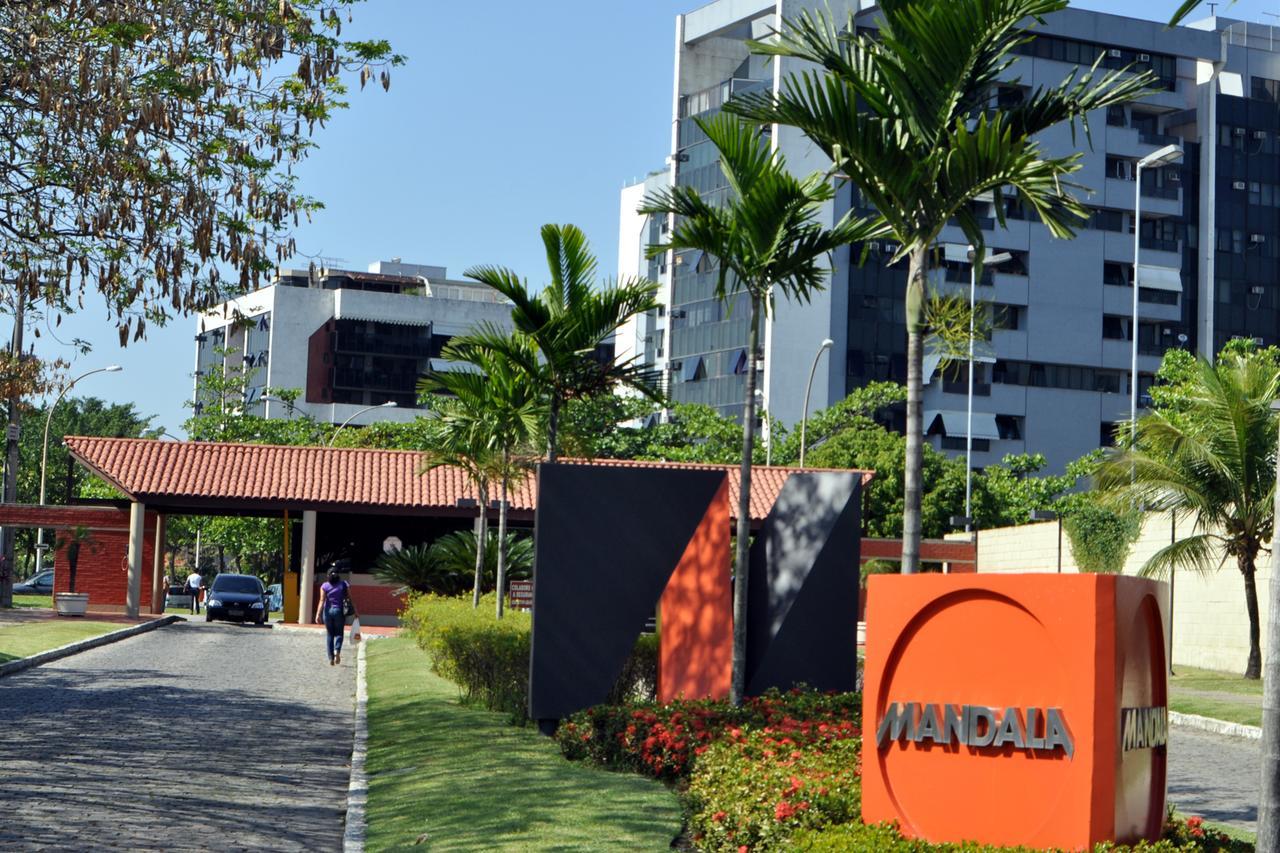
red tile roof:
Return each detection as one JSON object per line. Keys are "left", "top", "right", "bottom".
{"left": 64, "top": 436, "right": 871, "bottom": 524}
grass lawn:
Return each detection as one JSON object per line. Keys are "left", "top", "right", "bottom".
{"left": 12, "top": 594, "right": 52, "bottom": 609}
{"left": 0, "top": 620, "right": 121, "bottom": 663}
{"left": 364, "top": 637, "right": 684, "bottom": 852}
{"left": 1169, "top": 665, "right": 1262, "bottom": 728}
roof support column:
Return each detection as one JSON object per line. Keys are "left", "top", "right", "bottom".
{"left": 150, "top": 514, "right": 167, "bottom": 615}
{"left": 300, "top": 510, "right": 317, "bottom": 624}
{"left": 125, "top": 501, "right": 145, "bottom": 619}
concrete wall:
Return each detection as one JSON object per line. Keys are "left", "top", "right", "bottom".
{"left": 978, "top": 513, "right": 1268, "bottom": 675}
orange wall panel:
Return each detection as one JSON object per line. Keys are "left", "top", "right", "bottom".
{"left": 658, "top": 479, "right": 732, "bottom": 703}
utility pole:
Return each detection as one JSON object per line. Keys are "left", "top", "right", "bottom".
{"left": 0, "top": 288, "right": 26, "bottom": 608}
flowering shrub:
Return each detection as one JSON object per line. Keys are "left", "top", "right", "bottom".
{"left": 556, "top": 689, "right": 861, "bottom": 782}
{"left": 687, "top": 726, "right": 861, "bottom": 852}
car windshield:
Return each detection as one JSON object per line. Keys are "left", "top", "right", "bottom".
{"left": 211, "top": 576, "right": 261, "bottom": 595}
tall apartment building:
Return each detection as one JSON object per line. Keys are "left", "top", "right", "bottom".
{"left": 194, "top": 259, "right": 512, "bottom": 426}
{"left": 623, "top": 1, "right": 1280, "bottom": 472}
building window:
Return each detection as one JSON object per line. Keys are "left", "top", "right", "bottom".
{"left": 1103, "top": 262, "right": 1129, "bottom": 286}
{"left": 1100, "top": 421, "right": 1118, "bottom": 447}
{"left": 995, "top": 415, "right": 1022, "bottom": 441}
{"left": 1139, "top": 287, "right": 1178, "bottom": 305}
{"left": 1102, "top": 315, "right": 1129, "bottom": 340}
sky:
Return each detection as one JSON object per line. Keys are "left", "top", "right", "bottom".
{"left": 34, "top": 0, "right": 1280, "bottom": 437}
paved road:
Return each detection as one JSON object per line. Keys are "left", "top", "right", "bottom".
{"left": 1168, "top": 725, "right": 1260, "bottom": 831}
{"left": 0, "top": 620, "right": 355, "bottom": 851}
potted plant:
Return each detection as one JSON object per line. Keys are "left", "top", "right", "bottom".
{"left": 54, "top": 526, "right": 95, "bottom": 617}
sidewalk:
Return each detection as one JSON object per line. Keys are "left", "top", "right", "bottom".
{"left": 0, "top": 606, "right": 160, "bottom": 627}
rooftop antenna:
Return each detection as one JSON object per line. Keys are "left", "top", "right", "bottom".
{"left": 1207, "top": 2, "right": 1218, "bottom": 14}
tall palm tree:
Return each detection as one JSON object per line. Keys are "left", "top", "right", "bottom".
{"left": 463, "top": 224, "right": 660, "bottom": 462}
{"left": 424, "top": 335, "right": 544, "bottom": 617}
{"left": 417, "top": 410, "right": 496, "bottom": 609}
{"left": 1095, "top": 353, "right": 1280, "bottom": 679}
{"left": 640, "top": 112, "right": 884, "bottom": 705}
{"left": 728, "top": 0, "right": 1153, "bottom": 572}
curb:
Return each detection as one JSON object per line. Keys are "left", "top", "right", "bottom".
{"left": 344, "top": 639, "right": 370, "bottom": 853}
{"left": 1170, "top": 710, "right": 1262, "bottom": 741}
{"left": 0, "top": 615, "right": 181, "bottom": 678}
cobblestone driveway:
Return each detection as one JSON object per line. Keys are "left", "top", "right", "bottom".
{"left": 0, "top": 620, "right": 355, "bottom": 851}
{"left": 1168, "top": 726, "right": 1260, "bottom": 832}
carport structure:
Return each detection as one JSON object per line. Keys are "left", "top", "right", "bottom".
{"left": 0, "top": 437, "right": 970, "bottom": 620}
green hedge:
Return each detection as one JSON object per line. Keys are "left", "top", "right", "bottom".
{"left": 401, "top": 592, "right": 658, "bottom": 722}
{"left": 791, "top": 821, "right": 1248, "bottom": 852}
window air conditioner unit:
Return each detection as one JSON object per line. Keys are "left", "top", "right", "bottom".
{"left": 1251, "top": 285, "right": 1266, "bottom": 295}
{"left": 1138, "top": 53, "right": 1151, "bottom": 62}
{"left": 1108, "top": 49, "right": 1122, "bottom": 58}
{"left": 1255, "top": 337, "right": 1266, "bottom": 346}
{"left": 1169, "top": 171, "right": 1181, "bottom": 182}
{"left": 1256, "top": 131, "right": 1270, "bottom": 140}
{"left": 669, "top": 361, "right": 683, "bottom": 371}
{"left": 1234, "top": 181, "right": 1248, "bottom": 190}
{"left": 1235, "top": 127, "right": 1248, "bottom": 136}
{"left": 1251, "top": 234, "right": 1267, "bottom": 243}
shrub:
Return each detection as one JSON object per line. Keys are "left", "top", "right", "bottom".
{"left": 557, "top": 689, "right": 860, "bottom": 783}
{"left": 401, "top": 592, "right": 658, "bottom": 722}
{"left": 426, "top": 530, "right": 533, "bottom": 592}
{"left": 792, "top": 820, "right": 1247, "bottom": 852}
{"left": 373, "top": 544, "right": 468, "bottom": 595}
{"left": 1062, "top": 503, "right": 1141, "bottom": 574}
{"left": 687, "top": 728, "right": 861, "bottom": 852}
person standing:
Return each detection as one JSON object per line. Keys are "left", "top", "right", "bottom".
{"left": 158, "top": 575, "right": 170, "bottom": 614}
{"left": 315, "top": 570, "right": 357, "bottom": 665}
{"left": 186, "top": 569, "right": 203, "bottom": 615}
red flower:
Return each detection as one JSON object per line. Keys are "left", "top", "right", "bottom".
{"left": 775, "top": 801, "right": 797, "bottom": 820}
{"left": 712, "top": 811, "right": 727, "bottom": 823}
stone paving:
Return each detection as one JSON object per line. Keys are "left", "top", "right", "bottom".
{"left": 1168, "top": 725, "right": 1260, "bottom": 832}
{"left": 0, "top": 620, "right": 355, "bottom": 851}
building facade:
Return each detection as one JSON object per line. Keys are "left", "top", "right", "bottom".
{"left": 194, "top": 259, "right": 512, "bottom": 426}
{"left": 629, "top": 1, "right": 1280, "bottom": 472}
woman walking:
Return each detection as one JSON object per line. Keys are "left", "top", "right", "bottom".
{"left": 315, "top": 570, "right": 357, "bottom": 665}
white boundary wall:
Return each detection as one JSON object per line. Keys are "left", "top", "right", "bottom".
{"left": 976, "top": 514, "right": 1268, "bottom": 675}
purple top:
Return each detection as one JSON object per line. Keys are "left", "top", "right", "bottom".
{"left": 320, "top": 581, "right": 348, "bottom": 611}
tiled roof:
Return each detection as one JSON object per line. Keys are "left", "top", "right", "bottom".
{"left": 64, "top": 437, "right": 871, "bottom": 523}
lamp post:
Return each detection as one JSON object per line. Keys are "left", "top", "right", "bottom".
{"left": 799, "top": 338, "right": 834, "bottom": 468}
{"left": 329, "top": 401, "right": 398, "bottom": 446}
{"left": 1030, "top": 509, "right": 1061, "bottom": 573}
{"left": 965, "top": 248, "right": 1012, "bottom": 529}
{"left": 1131, "top": 144, "right": 1183, "bottom": 460}
{"left": 37, "top": 365, "right": 123, "bottom": 556}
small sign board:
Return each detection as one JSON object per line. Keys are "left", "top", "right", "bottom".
{"left": 508, "top": 580, "right": 533, "bottom": 611}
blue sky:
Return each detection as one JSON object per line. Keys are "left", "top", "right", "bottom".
{"left": 37, "top": 0, "right": 1280, "bottom": 436}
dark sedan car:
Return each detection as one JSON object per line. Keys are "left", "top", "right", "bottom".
{"left": 14, "top": 569, "right": 54, "bottom": 595}
{"left": 204, "top": 574, "right": 269, "bottom": 625}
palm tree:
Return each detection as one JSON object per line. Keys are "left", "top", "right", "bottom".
{"left": 640, "top": 112, "right": 884, "bottom": 705}
{"left": 417, "top": 408, "right": 497, "bottom": 609}
{"left": 728, "top": 0, "right": 1153, "bottom": 572}
{"left": 1095, "top": 353, "right": 1280, "bottom": 680}
{"left": 462, "top": 224, "right": 660, "bottom": 461}
{"left": 421, "top": 335, "right": 543, "bottom": 617}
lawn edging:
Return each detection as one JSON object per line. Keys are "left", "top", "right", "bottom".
{"left": 1170, "top": 710, "right": 1262, "bottom": 741}
{"left": 0, "top": 614, "right": 180, "bottom": 678}
{"left": 344, "top": 639, "right": 370, "bottom": 853}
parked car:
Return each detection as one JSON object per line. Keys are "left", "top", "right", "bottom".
{"left": 14, "top": 570, "right": 54, "bottom": 595}
{"left": 265, "top": 583, "right": 283, "bottom": 612}
{"left": 204, "top": 574, "right": 269, "bottom": 625}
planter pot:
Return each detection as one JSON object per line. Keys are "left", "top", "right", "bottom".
{"left": 54, "top": 592, "right": 89, "bottom": 617}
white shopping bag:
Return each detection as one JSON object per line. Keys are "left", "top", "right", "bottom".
{"left": 349, "top": 617, "right": 363, "bottom": 644}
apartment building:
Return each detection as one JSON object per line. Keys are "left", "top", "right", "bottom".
{"left": 625, "top": 0, "right": 1280, "bottom": 472}
{"left": 194, "top": 259, "right": 512, "bottom": 426}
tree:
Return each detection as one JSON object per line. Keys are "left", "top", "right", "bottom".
{"left": 462, "top": 224, "right": 660, "bottom": 462}
{"left": 1095, "top": 349, "right": 1280, "bottom": 679}
{"left": 422, "top": 335, "right": 543, "bottom": 617}
{"left": 729, "top": 0, "right": 1151, "bottom": 573}
{"left": 641, "top": 112, "right": 883, "bottom": 704}
{"left": 1, "top": 0, "right": 401, "bottom": 337}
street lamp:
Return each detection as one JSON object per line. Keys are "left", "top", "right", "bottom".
{"left": 965, "top": 247, "right": 1012, "bottom": 529}
{"left": 1029, "top": 509, "right": 1062, "bottom": 573}
{"left": 329, "top": 401, "right": 398, "bottom": 446}
{"left": 37, "top": 365, "right": 123, "bottom": 556}
{"left": 799, "top": 338, "right": 834, "bottom": 468}
{"left": 1131, "top": 144, "right": 1183, "bottom": 459}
